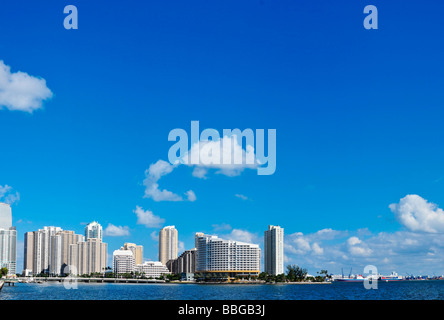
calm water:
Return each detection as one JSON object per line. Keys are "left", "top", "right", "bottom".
{"left": 2, "top": 281, "right": 444, "bottom": 300}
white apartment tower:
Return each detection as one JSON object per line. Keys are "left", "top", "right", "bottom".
{"left": 85, "top": 221, "right": 103, "bottom": 241}
{"left": 159, "top": 226, "right": 178, "bottom": 265}
{"left": 195, "top": 234, "right": 261, "bottom": 279}
{"left": 0, "top": 203, "right": 16, "bottom": 275}
{"left": 113, "top": 249, "right": 135, "bottom": 274}
{"left": 0, "top": 203, "right": 12, "bottom": 230}
{"left": 264, "top": 225, "right": 284, "bottom": 275}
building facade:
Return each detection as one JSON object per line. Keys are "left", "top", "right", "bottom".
{"left": 24, "top": 227, "right": 84, "bottom": 275}
{"left": 0, "top": 203, "right": 16, "bottom": 276}
{"left": 68, "top": 238, "right": 107, "bottom": 276}
{"left": 0, "top": 227, "right": 17, "bottom": 275}
{"left": 159, "top": 226, "right": 178, "bottom": 265}
{"left": 167, "top": 248, "right": 196, "bottom": 274}
{"left": 195, "top": 234, "right": 261, "bottom": 279}
{"left": 135, "top": 261, "right": 170, "bottom": 279}
{"left": 121, "top": 242, "right": 143, "bottom": 265}
{"left": 0, "top": 203, "right": 12, "bottom": 230}
{"left": 264, "top": 225, "right": 284, "bottom": 275}
{"left": 85, "top": 221, "right": 103, "bottom": 241}
{"left": 113, "top": 249, "right": 135, "bottom": 274}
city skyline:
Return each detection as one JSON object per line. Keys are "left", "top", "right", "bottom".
{"left": 2, "top": 1, "right": 444, "bottom": 277}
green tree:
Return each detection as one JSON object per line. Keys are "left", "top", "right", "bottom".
{"left": 286, "top": 265, "right": 307, "bottom": 282}
{"left": 0, "top": 267, "right": 8, "bottom": 278}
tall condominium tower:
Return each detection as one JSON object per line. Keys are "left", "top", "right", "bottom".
{"left": 28, "top": 226, "right": 62, "bottom": 275}
{"left": 85, "top": 221, "right": 103, "bottom": 241}
{"left": 159, "top": 226, "right": 178, "bottom": 265}
{"left": 0, "top": 227, "right": 17, "bottom": 275}
{"left": 264, "top": 225, "right": 284, "bottom": 275}
{"left": 0, "top": 202, "right": 12, "bottom": 230}
{"left": 121, "top": 242, "right": 143, "bottom": 265}
{"left": 0, "top": 203, "right": 16, "bottom": 275}
{"left": 69, "top": 238, "right": 107, "bottom": 275}
{"left": 24, "top": 228, "right": 84, "bottom": 275}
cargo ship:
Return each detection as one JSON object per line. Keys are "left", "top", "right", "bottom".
{"left": 378, "top": 271, "right": 404, "bottom": 282}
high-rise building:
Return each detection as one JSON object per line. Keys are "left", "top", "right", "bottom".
{"left": 195, "top": 233, "right": 261, "bottom": 279}
{"left": 0, "top": 203, "right": 12, "bottom": 230}
{"left": 167, "top": 248, "right": 196, "bottom": 274}
{"left": 50, "top": 231, "right": 85, "bottom": 275}
{"left": 264, "top": 225, "right": 284, "bottom": 276}
{"left": 113, "top": 249, "right": 135, "bottom": 274}
{"left": 69, "top": 238, "right": 107, "bottom": 276}
{"left": 85, "top": 221, "right": 103, "bottom": 241}
{"left": 24, "top": 228, "right": 84, "bottom": 275}
{"left": 0, "top": 203, "right": 16, "bottom": 276}
{"left": 23, "top": 232, "right": 34, "bottom": 274}
{"left": 30, "top": 226, "right": 62, "bottom": 275}
{"left": 159, "top": 226, "right": 178, "bottom": 265}
{"left": 121, "top": 242, "right": 143, "bottom": 265}
{"left": 0, "top": 227, "right": 17, "bottom": 275}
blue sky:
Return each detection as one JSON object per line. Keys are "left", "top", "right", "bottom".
{"left": 2, "top": 0, "right": 444, "bottom": 275}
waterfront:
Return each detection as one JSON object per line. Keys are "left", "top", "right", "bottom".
{"left": 2, "top": 281, "right": 444, "bottom": 300}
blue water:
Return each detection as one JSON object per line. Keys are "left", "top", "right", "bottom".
{"left": 2, "top": 281, "right": 444, "bottom": 300}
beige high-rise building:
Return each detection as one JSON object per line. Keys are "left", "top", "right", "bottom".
{"left": 159, "top": 226, "right": 178, "bottom": 265}
{"left": 121, "top": 242, "right": 143, "bottom": 265}
{"left": 69, "top": 238, "right": 107, "bottom": 275}
{"left": 23, "top": 232, "right": 34, "bottom": 273}
{"left": 24, "top": 228, "right": 84, "bottom": 275}
{"left": 50, "top": 230, "right": 85, "bottom": 275}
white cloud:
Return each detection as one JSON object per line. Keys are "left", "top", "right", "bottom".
{"left": 235, "top": 194, "right": 249, "bottom": 201}
{"left": 134, "top": 206, "right": 165, "bottom": 228}
{"left": 143, "top": 160, "right": 183, "bottom": 202}
{"left": 0, "top": 185, "right": 20, "bottom": 205}
{"left": 389, "top": 194, "right": 444, "bottom": 233}
{"left": 312, "top": 242, "right": 324, "bottom": 255}
{"left": 143, "top": 160, "right": 196, "bottom": 202}
{"left": 347, "top": 236, "right": 362, "bottom": 246}
{"left": 227, "top": 229, "right": 258, "bottom": 244}
{"left": 178, "top": 241, "right": 185, "bottom": 255}
{"left": 0, "top": 61, "right": 52, "bottom": 112}
{"left": 182, "top": 136, "right": 258, "bottom": 178}
{"left": 142, "top": 136, "right": 259, "bottom": 202}
{"left": 104, "top": 223, "right": 130, "bottom": 237}
{"left": 185, "top": 190, "right": 197, "bottom": 202}
{"left": 150, "top": 231, "right": 158, "bottom": 241}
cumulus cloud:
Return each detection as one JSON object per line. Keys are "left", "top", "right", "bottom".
{"left": 143, "top": 160, "right": 183, "bottom": 201}
{"left": 182, "top": 135, "right": 258, "bottom": 178}
{"left": 142, "top": 135, "right": 260, "bottom": 202}
{"left": 227, "top": 229, "right": 259, "bottom": 244}
{"left": 0, "top": 185, "right": 20, "bottom": 205}
{"left": 142, "top": 160, "right": 197, "bottom": 202}
{"left": 185, "top": 190, "right": 197, "bottom": 202}
{"left": 134, "top": 206, "right": 165, "bottom": 228}
{"left": 0, "top": 61, "right": 52, "bottom": 112}
{"left": 389, "top": 194, "right": 444, "bottom": 233}
{"left": 347, "top": 236, "right": 362, "bottom": 246}
{"left": 104, "top": 223, "right": 130, "bottom": 237}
